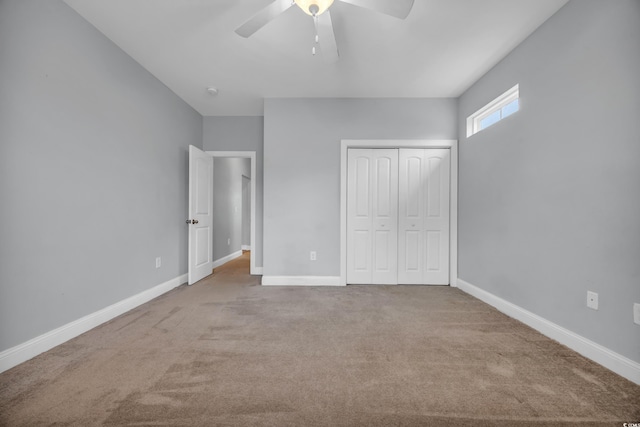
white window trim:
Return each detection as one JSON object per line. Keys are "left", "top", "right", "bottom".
{"left": 466, "top": 84, "right": 519, "bottom": 137}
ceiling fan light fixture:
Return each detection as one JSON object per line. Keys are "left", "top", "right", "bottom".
{"left": 294, "top": 0, "right": 334, "bottom": 16}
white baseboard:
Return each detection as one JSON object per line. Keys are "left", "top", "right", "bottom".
{"left": 241, "top": 245, "right": 251, "bottom": 251}
{"left": 261, "top": 276, "right": 343, "bottom": 286}
{"left": 251, "top": 267, "right": 263, "bottom": 275}
{"left": 457, "top": 278, "right": 640, "bottom": 385}
{"left": 212, "top": 250, "right": 243, "bottom": 269}
{"left": 0, "top": 273, "right": 187, "bottom": 374}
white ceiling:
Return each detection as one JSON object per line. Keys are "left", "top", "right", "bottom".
{"left": 63, "top": 0, "right": 569, "bottom": 116}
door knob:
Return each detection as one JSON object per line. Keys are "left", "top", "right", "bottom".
{"left": 186, "top": 219, "right": 199, "bottom": 224}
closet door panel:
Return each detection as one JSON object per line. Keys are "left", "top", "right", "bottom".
{"left": 347, "top": 149, "right": 374, "bottom": 284}
{"left": 371, "top": 149, "right": 398, "bottom": 284}
{"left": 423, "top": 149, "right": 450, "bottom": 284}
{"left": 399, "top": 148, "right": 450, "bottom": 285}
{"left": 398, "top": 149, "right": 425, "bottom": 284}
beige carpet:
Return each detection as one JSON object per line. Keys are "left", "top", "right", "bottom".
{"left": 1, "top": 253, "right": 639, "bottom": 426}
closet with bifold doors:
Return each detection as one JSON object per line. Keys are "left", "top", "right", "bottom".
{"left": 346, "top": 148, "right": 450, "bottom": 285}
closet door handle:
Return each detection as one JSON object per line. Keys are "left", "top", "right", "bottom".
{"left": 186, "top": 219, "right": 199, "bottom": 224}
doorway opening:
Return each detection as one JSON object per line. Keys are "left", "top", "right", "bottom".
{"left": 207, "top": 151, "right": 258, "bottom": 276}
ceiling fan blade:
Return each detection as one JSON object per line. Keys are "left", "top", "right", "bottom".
{"left": 235, "top": 0, "right": 295, "bottom": 38}
{"left": 315, "top": 10, "right": 339, "bottom": 63}
{"left": 338, "top": 0, "right": 414, "bottom": 19}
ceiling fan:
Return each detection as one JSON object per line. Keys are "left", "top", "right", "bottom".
{"left": 235, "top": 0, "right": 415, "bottom": 62}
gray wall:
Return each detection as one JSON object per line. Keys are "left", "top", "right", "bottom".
{"left": 203, "top": 117, "right": 263, "bottom": 268}
{"left": 212, "top": 157, "right": 251, "bottom": 262}
{"left": 457, "top": 0, "right": 640, "bottom": 362}
{"left": 0, "top": 0, "right": 202, "bottom": 352}
{"left": 263, "top": 98, "right": 458, "bottom": 277}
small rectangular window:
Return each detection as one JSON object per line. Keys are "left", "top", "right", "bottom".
{"left": 467, "top": 84, "right": 519, "bottom": 137}
{"left": 502, "top": 98, "right": 519, "bottom": 118}
{"left": 479, "top": 110, "right": 501, "bottom": 130}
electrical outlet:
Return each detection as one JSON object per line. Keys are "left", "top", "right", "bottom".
{"left": 155, "top": 257, "right": 161, "bottom": 268}
{"left": 310, "top": 251, "right": 317, "bottom": 261}
{"left": 227, "top": 238, "right": 231, "bottom": 245}
{"left": 586, "top": 291, "right": 598, "bottom": 310}
{"left": 634, "top": 303, "right": 640, "bottom": 325}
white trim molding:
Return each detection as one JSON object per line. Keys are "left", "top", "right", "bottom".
{"left": 457, "top": 278, "right": 640, "bottom": 385}
{"left": 0, "top": 274, "right": 187, "bottom": 374}
{"left": 340, "top": 140, "right": 458, "bottom": 287}
{"left": 261, "top": 276, "right": 343, "bottom": 286}
{"left": 212, "top": 250, "right": 243, "bottom": 270}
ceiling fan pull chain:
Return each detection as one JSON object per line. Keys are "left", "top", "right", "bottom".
{"left": 312, "top": 15, "right": 319, "bottom": 56}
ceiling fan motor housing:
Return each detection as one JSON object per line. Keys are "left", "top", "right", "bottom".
{"left": 294, "top": 0, "right": 335, "bottom": 16}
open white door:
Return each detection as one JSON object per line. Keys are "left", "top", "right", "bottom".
{"left": 188, "top": 145, "right": 214, "bottom": 285}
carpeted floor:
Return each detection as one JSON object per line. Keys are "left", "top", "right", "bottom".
{"left": 1, "top": 252, "right": 639, "bottom": 426}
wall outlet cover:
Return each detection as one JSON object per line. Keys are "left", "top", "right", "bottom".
{"left": 634, "top": 303, "right": 640, "bottom": 325}
{"left": 155, "top": 257, "right": 161, "bottom": 268}
{"left": 587, "top": 291, "right": 598, "bottom": 310}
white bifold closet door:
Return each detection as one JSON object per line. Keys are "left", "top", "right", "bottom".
{"left": 347, "top": 149, "right": 399, "bottom": 284}
{"left": 347, "top": 148, "right": 450, "bottom": 285}
{"left": 398, "top": 149, "right": 450, "bottom": 285}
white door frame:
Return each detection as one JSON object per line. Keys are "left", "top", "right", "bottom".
{"left": 206, "top": 151, "right": 259, "bottom": 276}
{"left": 340, "top": 140, "right": 458, "bottom": 286}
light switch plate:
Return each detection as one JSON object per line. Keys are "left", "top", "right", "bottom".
{"left": 634, "top": 303, "right": 640, "bottom": 325}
